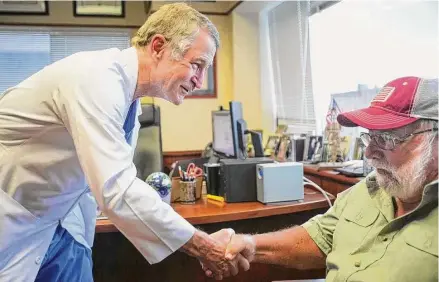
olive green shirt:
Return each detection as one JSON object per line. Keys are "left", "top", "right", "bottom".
{"left": 303, "top": 172, "right": 438, "bottom": 282}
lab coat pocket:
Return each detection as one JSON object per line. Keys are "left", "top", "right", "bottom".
{"left": 334, "top": 205, "right": 379, "bottom": 253}
{"left": 0, "top": 188, "right": 39, "bottom": 222}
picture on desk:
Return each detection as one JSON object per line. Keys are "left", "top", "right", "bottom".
{"left": 264, "top": 135, "right": 281, "bottom": 156}
{"left": 275, "top": 135, "right": 291, "bottom": 161}
{"left": 353, "top": 137, "right": 365, "bottom": 160}
{"left": 304, "top": 135, "right": 323, "bottom": 162}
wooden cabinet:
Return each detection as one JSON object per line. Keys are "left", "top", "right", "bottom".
{"left": 304, "top": 165, "right": 361, "bottom": 196}
{"left": 162, "top": 150, "right": 202, "bottom": 174}
{"left": 93, "top": 188, "right": 333, "bottom": 282}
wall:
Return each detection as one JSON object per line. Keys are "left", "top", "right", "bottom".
{"left": 231, "top": 10, "right": 263, "bottom": 133}
{"left": 231, "top": 2, "right": 281, "bottom": 145}
{"left": 0, "top": 1, "right": 148, "bottom": 27}
{"left": 0, "top": 1, "right": 234, "bottom": 152}
{"left": 152, "top": 15, "right": 233, "bottom": 151}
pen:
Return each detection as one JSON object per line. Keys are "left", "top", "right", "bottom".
{"left": 178, "top": 166, "right": 183, "bottom": 179}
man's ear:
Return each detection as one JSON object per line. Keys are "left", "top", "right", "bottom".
{"left": 149, "top": 35, "right": 167, "bottom": 60}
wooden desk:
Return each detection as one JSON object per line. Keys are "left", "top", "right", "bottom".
{"left": 96, "top": 187, "right": 333, "bottom": 233}
{"left": 304, "top": 165, "right": 362, "bottom": 196}
{"left": 92, "top": 188, "right": 333, "bottom": 282}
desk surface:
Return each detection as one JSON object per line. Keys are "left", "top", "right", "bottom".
{"left": 304, "top": 165, "right": 362, "bottom": 185}
{"left": 96, "top": 187, "right": 333, "bottom": 233}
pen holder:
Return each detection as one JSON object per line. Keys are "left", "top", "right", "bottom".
{"left": 179, "top": 180, "right": 196, "bottom": 204}
{"left": 195, "top": 176, "right": 203, "bottom": 199}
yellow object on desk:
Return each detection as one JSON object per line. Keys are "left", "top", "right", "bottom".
{"left": 207, "top": 194, "right": 224, "bottom": 202}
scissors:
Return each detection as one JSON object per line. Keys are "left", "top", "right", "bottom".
{"left": 186, "top": 163, "right": 203, "bottom": 178}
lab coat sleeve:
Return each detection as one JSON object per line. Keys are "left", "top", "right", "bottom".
{"left": 53, "top": 65, "right": 195, "bottom": 264}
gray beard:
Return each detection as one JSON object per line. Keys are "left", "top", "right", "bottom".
{"left": 370, "top": 139, "right": 432, "bottom": 201}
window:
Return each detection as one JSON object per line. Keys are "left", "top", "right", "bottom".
{"left": 309, "top": 1, "right": 438, "bottom": 135}
{"left": 0, "top": 26, "right": 131, "bottom": 94}
{"left": 266, "top": 1, "right": 316, "bottom": 134}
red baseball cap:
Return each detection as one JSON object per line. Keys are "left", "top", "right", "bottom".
{"left": 337, "top": 76, "right": 438, "bottom": 130}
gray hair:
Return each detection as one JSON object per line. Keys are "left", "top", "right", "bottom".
{"left": 132, "top": 3, "right": 220, "bottom": 60}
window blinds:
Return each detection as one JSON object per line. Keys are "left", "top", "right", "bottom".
{"left": 267, "top": 1, "right": 316, "bottom": 134}
{"left": 0, "top": 26, "right": 131, "bottom": 94}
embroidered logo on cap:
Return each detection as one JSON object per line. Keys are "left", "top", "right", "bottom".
{"left": 371, "top": 86, "right": 395, "bottom": 104}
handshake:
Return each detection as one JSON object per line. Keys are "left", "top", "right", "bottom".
{"left": 182, "top": 228, "right": 256, "bottom": 280}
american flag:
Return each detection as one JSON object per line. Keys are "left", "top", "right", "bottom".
{"left": 372, "top": 86, "right": 395, "bottom": 103}
{"left": 326, "top": 98, "right": 341, "bottom": 125}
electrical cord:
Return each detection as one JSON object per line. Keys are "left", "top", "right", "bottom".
{"left": 271, "top": 160, "right": 333, "bottom": 207}
{"left": 303, "top": 176, "right": 333, "bottom": 207}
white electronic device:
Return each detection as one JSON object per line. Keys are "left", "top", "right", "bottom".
{"left": 256, "top": 162, "right": 304, "bottom": 204}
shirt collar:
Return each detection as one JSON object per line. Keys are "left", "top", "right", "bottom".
{"left": 116, "top": 47, "right": 138, "bottom": 104}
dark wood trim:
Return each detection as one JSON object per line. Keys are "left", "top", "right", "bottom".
{"left": 0, "top": 22, "right": 140, "bottom": 29}
{"left": 200, "top": 11, "right": 228, "bottom": 15}
{"left": 226, "top": 1, "right": 243, "bottom": 15}
{"left": 149, "top": 10, "right": 230, "bottom": 16}
{"left": 163, "top": 150, "right": 203, "bottom": 157}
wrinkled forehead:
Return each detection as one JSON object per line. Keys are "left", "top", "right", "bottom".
{"left": 196, "top": 42, "right": 216, "bottom": 67}
{"left": 186, "top": 29, "right": 216, "bottom": 65}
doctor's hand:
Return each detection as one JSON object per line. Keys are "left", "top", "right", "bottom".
{"left": 181, "top": 229, "right": 244, "bottom": 280}
{"left": 201, "top": 229, "right": 252, "bottom": 279}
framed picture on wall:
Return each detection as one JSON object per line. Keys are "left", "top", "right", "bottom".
{"left": 73, "top": 0, "right": 125, "bottom": 17}
{"left": 0, "top": 0, "right": 49, "bottom": 15}
{"left": 186, "top": 56, "right": 217, "bottom": 99}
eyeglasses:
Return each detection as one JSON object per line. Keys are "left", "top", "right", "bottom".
{"left": 360, "top": 128, "right": 438, "bottom": 150}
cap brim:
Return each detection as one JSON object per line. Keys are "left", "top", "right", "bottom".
{"left": 337, "top": 106, "right": 418, "bottom": 130}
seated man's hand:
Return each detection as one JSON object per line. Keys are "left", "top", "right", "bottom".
{"left": 201, "top": 229, "right": 252, "bottom": 279}
{"left": 225, "top": 234, "right": 256, "bottom": 262}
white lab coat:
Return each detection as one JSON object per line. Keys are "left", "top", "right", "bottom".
{"left": 0, "top": 47, "right": 195, "bottom": 282}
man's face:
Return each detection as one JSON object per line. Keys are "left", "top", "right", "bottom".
{"left": 365, "top": 123, "right": 435, "bottom": 201}
{"left": 153, "top": 29, "right": 216, "bottom": 105}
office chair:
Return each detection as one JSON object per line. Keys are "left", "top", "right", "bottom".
{"left": 133, "top": 104, "right": 163, "bottom": 181}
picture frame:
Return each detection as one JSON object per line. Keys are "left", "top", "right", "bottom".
{"left": 186, "top": 56, "right": 217, "bottom": 99}
{"left": 264, "top": 135, "right": 280, "bottom": 156}
{"left": 275, "top": 135, "right": 291, "bottom": 162}
{"left": 303, "top": 135, "right": 323, "bottom": 163}
{"left": 353, "top": 137, "right": 365, "bottom": 160}
{"left": 73, "top": 1, "right": 125, "bottom": 18}
{"left": 0, "top": 0, "right": 48, "bottom": 15}
{"left": 275, "top": 124, "right": 288, "bottom": 135}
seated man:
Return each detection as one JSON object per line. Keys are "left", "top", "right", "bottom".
{"left": 211, "top": 76, "right": 438, "bottom": 281}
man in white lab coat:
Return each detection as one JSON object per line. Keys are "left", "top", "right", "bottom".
{"left": 0, "top": 3, "right": 246, "bottom": 281}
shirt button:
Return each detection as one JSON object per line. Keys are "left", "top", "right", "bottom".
{"left": 35, "top": 256, "right": 42, "bottom": 265}
{"left": 354, "top": 261, "right": 361, "bottom": 267}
